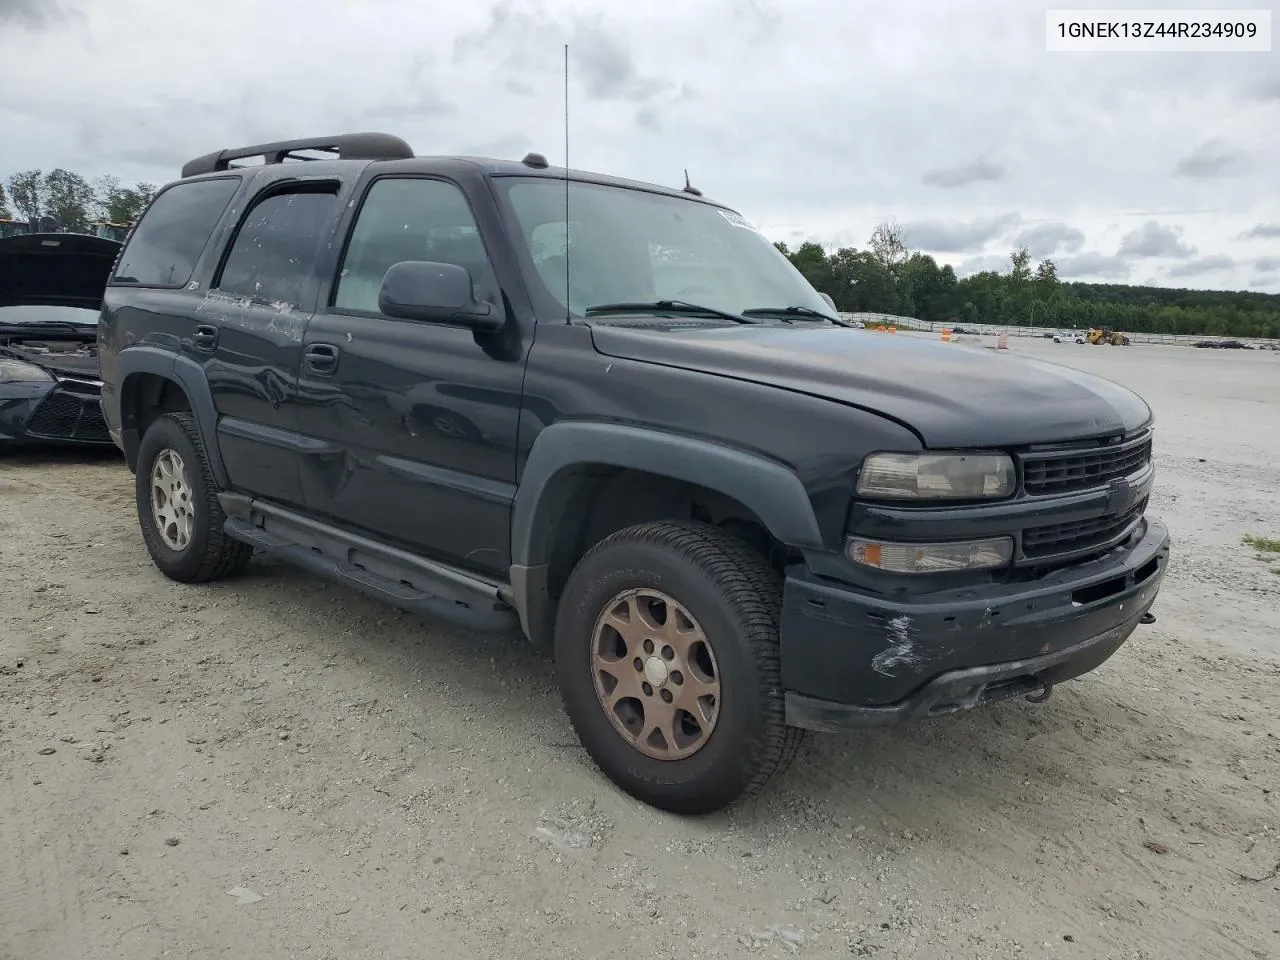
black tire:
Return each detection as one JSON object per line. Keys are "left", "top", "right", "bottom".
{"left": 134, "top": 412, "right": 252, "bottom": 583}
{"left": 554, "top": 520, "right": 804, "bottom": 814}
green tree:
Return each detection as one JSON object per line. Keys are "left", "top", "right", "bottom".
{"left": 780, "top": 241, "right": 837, "bottom": 298}
{"left": 134, "top": 182, "right": 157, "bottom": 213}
{"left": 1030, "top": 258, "right": 1063, "bottom": 327}
{"left": 1003, "top": 247, "right": 1035, "bottom": 324}
{"left": 43, "top": 168, "right": 95, "bottom": 232}
{"left": 0, "top": 181, "right": 11, "bottom": 220}
{"left": 1009, "top": 246, "right": 1033, "bottom": 283}
{"left": 869, "top": 219, "right": 908, "bottom": 274}
{"left": 94, "top": 174, "right": 154, "bottom": 224}
{"left": 902, "top": 253, "right": 962, "bottom": 322}
{"left": 92, "top": 174, "right": 121, "bottom": 221}
{"left": 845, "top": 249, "right": 901, "bottom": 313}
{"left": 6, "top": 169, "right": 43, "bottom": 223}
{"left": 825, "top": 247, "right": 863, "bottom": 310}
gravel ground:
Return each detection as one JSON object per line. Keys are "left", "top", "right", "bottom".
{"left": 2, "top": 338, "right": 1278, "bottom": 960}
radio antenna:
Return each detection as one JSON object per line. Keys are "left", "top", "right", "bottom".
{"left": 563, "top": 42, "right": 571, "bottom": 324}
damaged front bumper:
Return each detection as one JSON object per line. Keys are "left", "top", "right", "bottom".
{"left": 0, "top": 376, "right": 114, "bottom": 446}
{"left": 778, "top": 515, "right": 1170, "bottom": 732}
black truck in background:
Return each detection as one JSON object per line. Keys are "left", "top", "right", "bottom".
{"left": 97, "top": 133, "right": 1169, "bottom": 814}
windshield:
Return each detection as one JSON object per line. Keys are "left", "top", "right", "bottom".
{"left": 499, "top": 178, "right": 831, "bottom": 320}
{"left": 0, "top": 305, "right": 100, "bottom": 326}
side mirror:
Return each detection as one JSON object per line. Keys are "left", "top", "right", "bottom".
{"left": 377, "top": 261, "right": 503, "bottom": 332}
{"left": 818, "top": 292, "right": 837, "bottom": 312}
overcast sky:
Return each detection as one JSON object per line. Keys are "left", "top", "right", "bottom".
{"left": 3, "top": 0, "right": 1278, "bottom": 292}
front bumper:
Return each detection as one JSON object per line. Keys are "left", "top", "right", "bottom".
{"left": 779, "top": 515, "right": 1170, "bottom": 731}
{"left": 0, "top": 377, "right": 114, "bottom": 446}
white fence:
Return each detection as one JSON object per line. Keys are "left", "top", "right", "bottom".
{"left": 836, "top": 313, "right": 1280, "bottom": 350}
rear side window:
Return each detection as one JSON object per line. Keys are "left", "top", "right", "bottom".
{"left": 113, "top": 178, "right": 239, "bottom": 287}
{"left": 216, "top": 187, "right": 338, "bottom": 307}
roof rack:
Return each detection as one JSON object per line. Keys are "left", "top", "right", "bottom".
{"left": 181, "top": 132, "right": 414, "bottom": 179}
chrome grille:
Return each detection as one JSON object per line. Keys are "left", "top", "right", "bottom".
{"left": 1022, "top": 499, "right": 1147, "bottom": 560}
{"left": 1020, "top": 432, "right": 1152, "bottom": 496}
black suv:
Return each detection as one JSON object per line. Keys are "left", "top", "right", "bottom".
{"left": 98, "top": 133, "right": 1170, "bottom": 814}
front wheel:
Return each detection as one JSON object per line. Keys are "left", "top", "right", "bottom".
{"left": 554, "top": 521, "right": 803, "bottom": 814}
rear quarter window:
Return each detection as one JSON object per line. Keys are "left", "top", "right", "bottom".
{"left": 112, "top": 177, "right": 240, "bottom": 287}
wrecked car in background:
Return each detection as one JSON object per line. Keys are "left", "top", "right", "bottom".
{"left": 0, "top": 233, "right": 121, "bottom": 448}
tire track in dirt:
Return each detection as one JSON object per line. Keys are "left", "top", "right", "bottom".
{"left": 0, "top": 773, "right": 93, "bottom": 960}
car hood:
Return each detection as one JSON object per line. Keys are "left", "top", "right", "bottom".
{"left": 0, "top": 233, "right": 121, "bottom": 310}
{"left": 588, "top": 323, "right": 1153, "bottom": 448}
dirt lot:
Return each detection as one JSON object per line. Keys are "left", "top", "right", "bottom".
{"left": 2, "top": 339, "right": 1278, "bottom": 960}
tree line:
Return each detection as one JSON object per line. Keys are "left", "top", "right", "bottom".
{"left": 3, "top": 169, "right": 1276, "bottom": 338}
{"left": 780, "top": 221, "right": 1280, "bottom": 339}
{"left": 1, "top": 169, "right": 155, "bottom": 232}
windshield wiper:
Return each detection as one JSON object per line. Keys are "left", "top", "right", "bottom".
{"left": 0, "top": 320, "right": 96, "bottom": 331}
{"left": 740, "top": 305, "right": 854, "bottom": 326}
{"left": 584, "top": 300, "right": 753, "bottom": 325}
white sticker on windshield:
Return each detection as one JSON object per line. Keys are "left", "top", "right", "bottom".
{"left": 718, "top": 209, "right": 758, "bottom": 231}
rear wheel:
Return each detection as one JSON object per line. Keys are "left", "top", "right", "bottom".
{"left": 134, "top": 413, "right": 252, "bottom": 583}
{"left": 554, "top": 521, "right": 803, "bottom": 814}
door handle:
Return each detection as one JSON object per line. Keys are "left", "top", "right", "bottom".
{"left": 192, "top": 325, "right": 218, "bottom": 351}
{"left": 304, "top": 343, "right": 339, "bottom": 374}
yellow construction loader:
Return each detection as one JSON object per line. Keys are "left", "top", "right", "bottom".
{"left": 1086, "top": 327, "right": 1130, "bottom": 346}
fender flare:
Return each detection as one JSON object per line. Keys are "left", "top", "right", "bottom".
{"left": 510, "top": 420, "right": 825, "bottom": 569}
{"left": 117, "top": 346, "right": 227, "bottom": 488}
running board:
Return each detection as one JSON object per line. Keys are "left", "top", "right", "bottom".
{"left": 218, "top": 493, "right": 520, "bottom": 634}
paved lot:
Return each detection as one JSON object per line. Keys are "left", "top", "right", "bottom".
{"left": 2, "top": 337, "right": 1277, "bottom": 960}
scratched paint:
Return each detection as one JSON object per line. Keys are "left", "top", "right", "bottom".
{"left": 871, "top": 615, "right": 925, "bottom": 677}
{"left": 195, "top": 291, "right": 307, "bottom": 343}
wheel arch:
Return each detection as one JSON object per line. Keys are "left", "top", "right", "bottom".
{"left": 117, "top": 347, "right": 226, "bottom": 486}
{"left": 509, "top": 421, "right": 825, "bottom": 647}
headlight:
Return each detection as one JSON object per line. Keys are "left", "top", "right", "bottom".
{"left": 846, "top": 536, "right": 1014, "bottom": 573}
{"left": 856, "top": 452, "right": 1015, "bottom": 500}
{"left": 0, "top": 358, "right": 54, "bottom": 383}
